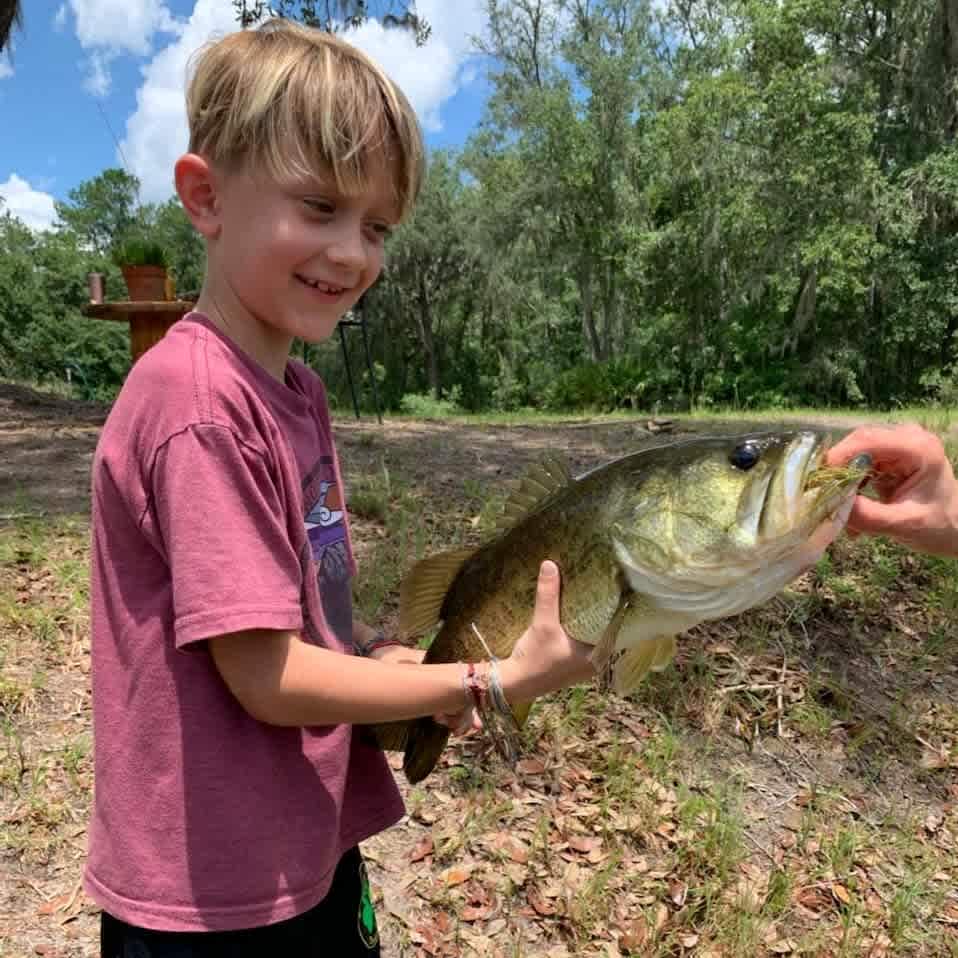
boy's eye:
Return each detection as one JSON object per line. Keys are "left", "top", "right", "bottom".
{"left": 304, "top": 198, "right": 335, "bottom": 214}
{"left": 368, "top": 222, "right": 394, "bottom": 241}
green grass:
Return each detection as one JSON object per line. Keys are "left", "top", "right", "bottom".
{"left": 379, "top": 403, "right": 958, "bottom": 431}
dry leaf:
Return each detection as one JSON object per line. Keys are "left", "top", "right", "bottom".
{"left": 516, "top": 758, "right": 547, "bottom": 775}
{"left": 442, "top": 866, "right": 472, "bottom": 887}
{"left": 670, "top": 880, "right": 688, "bottom": 907}
{"left": 617, "top": 918, "right": 647, "bottom": 950}
{"left": 410, "top": 836, "right": 434, "bottom": 863}
{"left": 679, "top": 933, "right": 699, "bottom": 948}
{"left": 528, "top": 886, "right": 557, "bottom": 917}
{"left": 37, "top": 893, "right": 73, "bottom": 916}
{"left": 831, "top": 883, "right": 852, "bottom": 906}
{"left": 767, "top": 939, "right": 797, "bottom": 954}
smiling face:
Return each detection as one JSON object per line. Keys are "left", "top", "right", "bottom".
{"left": 207, "top": 159, "right": 398, "bottom": 347}
{"left": 177, "top": 20, "right": 424, "bottom": 375}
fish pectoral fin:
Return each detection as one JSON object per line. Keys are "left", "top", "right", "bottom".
{"left": 399, "top": 548, "right": 474, "bottom": 639}
{"left": 590, "top": 595, "right": 633, "bottom": 692}
{"left": 492, "top": 456, "right": 574, "bottom": 535}
{"left": 612, "top": 635, "right": 678, "bottom": 697}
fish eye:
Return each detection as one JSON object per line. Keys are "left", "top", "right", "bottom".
{"left": 729, "top": 441, "right": 761, "bottom": 471}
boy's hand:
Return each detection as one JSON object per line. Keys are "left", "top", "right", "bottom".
{"left": 499, "top": 560, "right": 596, "bottom": 703}
{"left": 371, "top": 643, "right": 480, "bottom": 736}
{"left": 826, "top": 424, "right": 958, "bottom": 558}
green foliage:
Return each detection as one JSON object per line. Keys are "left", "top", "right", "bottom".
{"left": 53, "top": 169, "right": 140, "bottom": 255}
{"left": 398, "top": 390, "right": 462, "bottom": 419}
{"left": 111, "top": 238, "right": 168, "bottom": 268}
{"left": 4, "top": 1, "right": 958, "bottom": 411}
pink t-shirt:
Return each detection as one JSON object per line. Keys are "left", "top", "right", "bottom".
{"left": 84, "top": 313, "right": 403, "bottom": 932}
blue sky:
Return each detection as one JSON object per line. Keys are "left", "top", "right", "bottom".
{"left": 0, "top": 0, "right": 492, "bottom": 230}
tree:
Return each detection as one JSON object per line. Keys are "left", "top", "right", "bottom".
{"left": 54, "top": 169, "right": 141, "bottom": 255}
{"left": 475, "top": 0, "right": 658, "bottom": 363}
{"left": 0, "top": 0, "right": 21, "bottom": 52}
{"left": 233, "top": 0, "right": 431, "bottom": 43}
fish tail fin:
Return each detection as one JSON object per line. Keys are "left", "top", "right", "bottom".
{"left": 613, "top": 635, "right": 678, "bottom": 696}
{"left": 366, "top": 719, "right": 411, "bottom": 752}
{"left": 403, "top": 718, "right": 451, "bottom": 784}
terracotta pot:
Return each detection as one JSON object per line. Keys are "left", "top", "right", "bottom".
{"left": 121, "top": 265, "right": 168, "bottom": 302}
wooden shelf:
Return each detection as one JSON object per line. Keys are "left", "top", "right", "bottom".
{"left": 83, "top": 300, "right": 196, "bottom": 363}
{"left": 83, "top": 300, "right": 196, "bottom": 320}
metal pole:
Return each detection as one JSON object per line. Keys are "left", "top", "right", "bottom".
{"left": 338, "top": 322, "right": 361, "bottom": 420}
{"left": 357, "top": 301, "right": 383, "bottom": 425}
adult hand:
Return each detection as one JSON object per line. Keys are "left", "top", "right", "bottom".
{"left": 826, "top": 424, "right": 958, "bottom": 558}
{"left": 500, "top": 560, "right": 596, "bottom": 703}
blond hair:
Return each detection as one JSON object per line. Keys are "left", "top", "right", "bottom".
{"left": 186, "top": 19, "right": 424, "bottom": 220}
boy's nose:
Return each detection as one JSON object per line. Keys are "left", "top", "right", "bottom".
{"left": 326, "top": 225, "right": 367, "bottom": 272}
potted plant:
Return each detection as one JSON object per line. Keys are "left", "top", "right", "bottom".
{"left": 112, "top": 238, "right": 169, "bottom": 302}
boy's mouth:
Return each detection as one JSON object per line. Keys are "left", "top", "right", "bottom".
{"left": 296, "top": 275, "right": 347, "bottom": 296}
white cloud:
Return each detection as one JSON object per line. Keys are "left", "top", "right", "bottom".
{"left": 119, "top": 0, "right": 238, "bottom": 203}
{"left": 54, "top": 5, "right": 69, "bottom": 30}
{"left": 0, "top": 39, "right": 13, "bottom": 79}
{"left": 0, "top": 175, "right": 58, "bottom": 232}
{"left": 64, "top": 0, "right": 183, "bottom": 97}
{"left": 121, "top": 0, "right": 487, "bottom": 203}
{"left": 345, "top": 0, "right": 486, "bottom": 132}
{"left": 83, "top": 50, "right": 112, "bottom": 96}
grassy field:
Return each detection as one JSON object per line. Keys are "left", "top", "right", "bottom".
{"left": 1, "top": 389, "right": 957, "bottom": 956}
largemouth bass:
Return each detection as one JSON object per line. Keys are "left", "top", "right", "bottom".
{"left": 372, "top": 430, "right": 871, "bottom": 783}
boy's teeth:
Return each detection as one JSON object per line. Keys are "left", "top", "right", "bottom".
{"left": 304, "top": 277, "right": 343, "bottom": 294}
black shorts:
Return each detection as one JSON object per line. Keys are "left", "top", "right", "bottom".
{"left": 99, "top": 847, "right": 380, "bottom": 957}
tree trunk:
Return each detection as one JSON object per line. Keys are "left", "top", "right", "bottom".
{"left": 578, "top": 261, "right": 603, "bottom": 362}
{"left": 416, "top": 274, "right": 441, "bottom": 398}
{"left": 600, "top": 260, "right": 617, "bottom": 360}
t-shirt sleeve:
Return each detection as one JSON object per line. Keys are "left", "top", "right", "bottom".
{"left": 147, "top": 423, "right": 304, "bottom": 648}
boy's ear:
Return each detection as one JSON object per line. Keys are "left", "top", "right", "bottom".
{"left": 175, "top": 153, "right": 221, "bottom": 239}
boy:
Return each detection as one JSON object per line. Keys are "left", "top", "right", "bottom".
{"left": 86, "top": 20, "right": 594, "bottom": 957}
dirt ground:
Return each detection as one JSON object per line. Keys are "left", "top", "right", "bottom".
{"left": 2, "top": 381, "right": 957, "bottom": 957}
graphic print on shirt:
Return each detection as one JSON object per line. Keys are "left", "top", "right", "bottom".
{"left": 304, "top": 457, "right": 351, "bottom": 588}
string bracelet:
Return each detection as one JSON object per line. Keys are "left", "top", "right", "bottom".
{"left": 467, "top": 623, "right": 523, "bottom": 767}
{"left": 355, "top": 630, "right": 404, "bottom": 658}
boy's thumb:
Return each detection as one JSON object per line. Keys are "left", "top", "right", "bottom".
{"left": 533, "top": 560, "right": 561, "bottom": 629}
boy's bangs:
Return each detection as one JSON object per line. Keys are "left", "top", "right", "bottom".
{"left": 187, "top": 21, "right": 424, "bottom": 221}
{"left": 263, "top": 101, "right": 405, "bottom": 215}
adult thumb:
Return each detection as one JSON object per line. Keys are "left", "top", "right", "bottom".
{"left": 532, "top": 560, "right": 562, "bottom": 630}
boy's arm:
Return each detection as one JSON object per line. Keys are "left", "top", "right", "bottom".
{"left": 209, "top": 561, "right": 595, "bottom": 728}
{"left": 210, "top": 630, "right": 462, "bottom": 726}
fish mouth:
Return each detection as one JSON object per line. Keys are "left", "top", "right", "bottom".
{"left": 755, "top": 432, "right": 870, "bottom": 545}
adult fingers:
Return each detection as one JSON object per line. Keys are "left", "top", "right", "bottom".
{"left": 826, "top": 425, "right": 930, "bottom": 473}
{"left": 846, "top": 494, "right": 908, "bottom": 536}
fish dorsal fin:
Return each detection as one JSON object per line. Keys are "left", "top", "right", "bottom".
{"left": 398, "top": 548, "right": 474, "bottom": 639}
{"left": 493, "top": 456, "right": 574, "bottom": 534}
